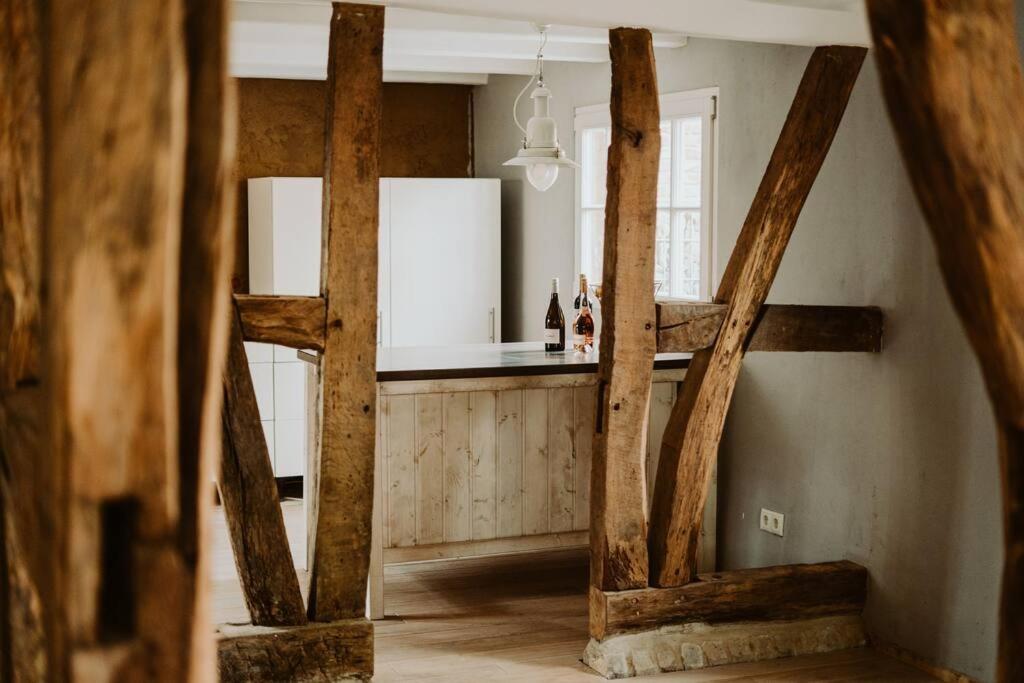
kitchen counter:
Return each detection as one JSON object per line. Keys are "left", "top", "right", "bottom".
{"left": 374, "top": 341, "right": 691, "bottom": 382}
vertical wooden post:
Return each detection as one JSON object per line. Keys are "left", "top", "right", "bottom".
{"left": 866, "top": 2, "right": 1024, "bottom": 679}
{"left": 307, "top": 1, "right": 385, "bottom": 622}
{"left": 180, "top": 0, "right": 236, "bottom": 676}
{"left": 647, "top": 46, "right": 865, "bottom": 587}
{"left": 0, "top": 1, "right": 50, "bottom": 677}
{"left": 589, "top": 27, "right": 660, "bottom": 595}
{"left": 44, "top": 0, "right": 217, "bottom": 678}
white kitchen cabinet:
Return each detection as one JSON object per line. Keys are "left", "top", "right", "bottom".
{"left": 247, "top": 176, "right": 501, "bottom": 477}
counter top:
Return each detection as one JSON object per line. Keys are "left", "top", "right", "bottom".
{"left": 373, "top": 342, "right": 690, "bottom": 382}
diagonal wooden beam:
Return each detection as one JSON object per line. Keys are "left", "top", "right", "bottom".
{"left": 307, "top": 1, "right": 384, "bottom": 624}
{"left": 219, "top": 308, "right": 307, "bottom": 627}
{"left": 589, "top": 26, "right": 661, "bottom": 594}
{"left": 655, "top": 302, "right": 883, "bottom": 353}
{"left": 648, "top": 46, "right": 866, "bottom": 587}
{"left": 865, "top": 2, "right": 1024, "bottom": 679}
{"left": 234, "top": 294, "right": 326, "bottom": 351}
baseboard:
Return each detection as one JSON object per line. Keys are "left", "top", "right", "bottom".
{"left": 870, "top": 637, "right": 979, "bottom": 683}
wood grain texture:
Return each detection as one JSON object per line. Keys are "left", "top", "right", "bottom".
{"left": 180, "top": 0, "right": 236, "bottom": 677}
{"left": 45, "top": 0, "right": 198, "bottom": 678}
{"left": 865, "top": 2, "right": 1024, "bottom": 680}
{"left": 648, "top": 46, "right": 866, "bottom": 587}
{"left": 307, "top": 2, "right": 384, "bottom": 622}
{"left": 219, "top": 311, "right": 306, "bottom": 626}
{"left": 589, "top": 27, "right": 660, "bottom": 593}
{"left": 217, "top": 619, "right": 373, "bottom": 682}
{"left": 589, "top": 561, "right": 867, "bottom": 640}
{"left": 0, "top": 0, "right": 51, "bottom": 678}
{"left": 656, "top": 302, "right": 883, "bottom": 353}
{"left": 235, "top": 294, "right": 326, "bottom": 351}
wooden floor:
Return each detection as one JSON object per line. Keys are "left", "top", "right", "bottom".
{"left": 212, "top": 501, "right": 938, "bottom": 682}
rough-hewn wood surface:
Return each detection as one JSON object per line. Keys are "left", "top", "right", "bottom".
{"left": 648, "top": 46, "right": 866, "bottom": 588}
{"left": 0, "top": 0, "right": 50, "bottom": 678}
{"left": 655, "top": 302, "right": 883, "bottom": 353}
{"left": 866, "top": 2, "right": 1024, "bottom": 680}
{"left": 180, "top": 0, "right": 236, "bottom": 677}
{"left": 590, "top": 560, "right": 867, "bottom": 640}
{"left": 217, "top": 619, "right": 373, "bottom": 682}
{"left": 220, "top": 310, "right": 307, "bottom": 627}
{"left": 46, "top": 0, "right": 199, "bottom": 679}
{"left": 308, "top": 1, "right": 385, "bottom": 622}
{"left": 589, "top": 27, "right": 660, "bottom": 597}
{"left": 235, "top": 294, "right": 326, "bottom": 351}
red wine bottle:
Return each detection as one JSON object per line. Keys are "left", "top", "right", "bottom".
{"left": 544, "top": 278, "right": 565, "bottom": 352}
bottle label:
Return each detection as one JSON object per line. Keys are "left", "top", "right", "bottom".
{"left": 543, "top": 329, "right": 560, "bottom": 344}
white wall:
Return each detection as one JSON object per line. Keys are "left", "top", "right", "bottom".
{"left": 474, "top": 33, "right": 1006, "bottom": 681}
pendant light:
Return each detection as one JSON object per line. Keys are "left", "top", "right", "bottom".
{"left": 503, "top": 25, "right": 578, "bottom": 191}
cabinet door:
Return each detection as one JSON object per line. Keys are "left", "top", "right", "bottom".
{"left": 274, "top": 418, "right": 304, "bottom": 477}
{"left": 273, "top": 362, "right": 306, "bottom": 421}
{"left": 387, "top": 179, "right": 500, "bottom": 347}
{"left": 270, "top": 178, "right": 322, "bottom": 296}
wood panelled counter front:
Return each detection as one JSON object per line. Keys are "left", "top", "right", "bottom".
{"left": 336, "top": 343, "right": 716, "bottom": 620}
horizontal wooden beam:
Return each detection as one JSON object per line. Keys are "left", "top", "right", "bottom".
{"left": 234, "top": 294, "right": 325, "bottom": 351}
{"left": 655, "top": 302, "right": 882, "bottom": 353}
{"left": 217, "top": 619, "right": 373, "bottom": 682}
{"left": 589, "top": 560, "right": 867, "bottom": 640}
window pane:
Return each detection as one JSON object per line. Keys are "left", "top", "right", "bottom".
{"left": 654, "top": 209, "right": 670, "bottom": 293}
{"left": 657, "top": 121, "right": 672, "bottom": 208}
{"left": 674, "top": 116, "right": 702, "bottom": 208}
{"left": 669, "top": 209, "right": 700, "bottom": 299}
{"left": 581, "top": 127, "right": 609, "bottom": 207}
{"left": 581, "top": 209, "right": 605, "bottom": 284}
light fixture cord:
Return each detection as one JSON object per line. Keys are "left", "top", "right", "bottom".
{"left": 511, "top": 27, "right": 548, "bottom": 141}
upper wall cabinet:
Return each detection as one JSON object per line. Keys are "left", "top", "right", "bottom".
{"left": 248, "top": 177, "right": 502, "bottom": 347}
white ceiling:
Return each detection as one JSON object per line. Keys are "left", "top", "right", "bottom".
{"left": 231, "top": 0, "right": 870, "bottom": 84}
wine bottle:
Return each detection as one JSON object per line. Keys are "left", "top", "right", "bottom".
{"left": 544, "top": 278, "right": 566, "bottom": 352}
{"left": 573, "top": 273, "right": 590, "bottom": 312}
{"left": 572, "top": 275, "right": 595, "bottom": 353}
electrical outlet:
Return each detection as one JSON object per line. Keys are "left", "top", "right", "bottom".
{"left": 759, "top": 508, "right": 784, "bottom": 537}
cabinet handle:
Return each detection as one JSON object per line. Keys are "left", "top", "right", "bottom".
{"left": 489, "top": 307, "right": 496, "bottom": 343}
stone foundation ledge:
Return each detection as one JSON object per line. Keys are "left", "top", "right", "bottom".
{"left": 582, "top": 614, "right": 866, "bottom": 679}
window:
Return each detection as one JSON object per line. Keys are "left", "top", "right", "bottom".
{"left": 574, "top": 88, "right": 718, "bottom": 301}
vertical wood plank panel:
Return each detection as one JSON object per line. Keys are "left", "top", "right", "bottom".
{"left": 646, "top": 382, "right": 676, "bottom": 509}
{"left": 522, "top": 389, "right": 550, "bottom": 536}
{"left": 443, "top": 393, "right": 472, "bottom": 543}
{"left": 470, "top": 391, "right": 498, "bottom": 540}
{"left": 574, "top": 386, "right": 596, "bottom": 531}
{"left": 387, "top": 395, "right": 416, "bottom": 546}
{"left": 415, "top": 394, "right": 444, "bottom": 545}
{"left": 496, "top": 389, "right": 523, "bottom": 538}
{"left": 378, "top": 391, "right": 389, "bottom": 549}
{"left": 549, "top": 387, "right": 576, "bottom": 533}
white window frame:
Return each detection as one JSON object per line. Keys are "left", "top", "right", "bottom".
{"left": 573, "top": 86, "right": 720, "bottom": 302}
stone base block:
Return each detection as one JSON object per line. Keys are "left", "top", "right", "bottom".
{"left": 582, "top": 614, "right": 866, "bottom": 679}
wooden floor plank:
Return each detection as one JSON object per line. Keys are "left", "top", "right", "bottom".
{"left": 212, "top": 501, "right": 937, "bottom": 682}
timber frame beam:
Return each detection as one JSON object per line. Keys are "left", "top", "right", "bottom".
{"left": 647, "top": 45, "right": 867, "bottom": 588}
{"left": 866, "top": 1, "right": 1024, "bottom": 679}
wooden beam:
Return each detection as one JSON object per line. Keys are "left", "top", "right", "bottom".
{"left": 655, "top": 302, "right": 883, "bottom": 353}
{"left": 588, "top": 27, "right": 661, "bottom": 594}
{"left": 45, "top": 0, "right": 208, "bottom": 678}
{"left": 179, "top": 0, "right": 236, "bottom": 675}
{"left": 307, "top": 1, "right": 385, "bottom": 622}
{"left": 219, "top": 309, "right": 307, "bottom": 626}
{"left": 865, "top": 2, "right": 1024, "bottom": 680}
{"left": 234, "top": 294, "right": 326, "bottom": 351}
{"left": 648, "top": 46, "right": 866, "bottom": 587}
{"left": 589, "top": 560, "right": 867, "bottom": 640}
{"left": 0, "top": 0, "right": 52, "bottom": 678}
{"left": 217, "top": 619, "right": 373, "bottom": 682}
